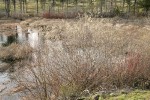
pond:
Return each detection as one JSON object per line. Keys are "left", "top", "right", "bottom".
{"left": 0, "top": 26, "right": 40, "bottom": 99}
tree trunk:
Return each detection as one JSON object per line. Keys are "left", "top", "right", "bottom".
{"left": 134, "top": 0, "right": 137, "bottom": 15}
{"left": 12, "top": 0, "right": 16, "bottom": 13}
{"left": 114, "top": 0, "right": 117, "bottom": 8}
{"left": 61, "top": 1, "right": 64, "bottom": 11}
{"left": 110, "top": 0, "right": 113, "bottom": 12}
{"left": 5, "top": 0, "right": 10, "bottom": 17}
{"left": 90, "top": 0, "right": 93, "bottom": 13}
{"left": 66, "top": 0, "right": 69, "bottom": 16}
{"left": 52, "top": 0, "right": 55, "bottom": 9}
{"left": 122, "top": 0, "right": 125, "bottom": 12}
{"left": 23, "top": 0, "right": 25, "bottom": 13}
{"left": 19, "top": 0, "right": 23, "bottom": 13}
{"left": 105, "top": 0, "right": 107, "bottom": 13}
{"left": 100, "top": 0, "right": 103, "bottom": 13}
{"left": 25, "top": 0, "right": 28, "bottom": 13}
{"left": 36, "top": 0, "right": 39, "bottom": 14}
{"left": 75, "top": 0, "right": 78, "bottom": 12}
{"left": 40, "top": 0, "right": 46, "bottom": 11}
{"left": 128, "top": 1, "right": 131, "bottom": 14}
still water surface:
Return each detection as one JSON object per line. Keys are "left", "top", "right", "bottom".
{"left": 0, "top": 26, "right": 40, "bottom": 100}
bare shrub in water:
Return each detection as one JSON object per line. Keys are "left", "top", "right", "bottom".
{"left": 14, "top": 17, "right": 150, "bottom": 99}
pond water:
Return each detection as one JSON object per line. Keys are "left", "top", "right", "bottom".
{"left": 0, "top": 26, "right": 40, "bottom": 99}
{"left": 0, "top": 27, "right": 40, "bottom": 47}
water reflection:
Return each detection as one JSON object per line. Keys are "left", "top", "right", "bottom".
{"left": 28, "top": 29, "right": 39, "bottom": 48}
{"left": 16, "top": 26, "right": 28, "bottom": 43}
{"left": 0, "top": 26, "right": 40, "bottom": 48}
{"left": 0, "top": 26, "right": 40, "bottom": 100}
{"left": 3, "top": 35, "right": 17, "bottom": 46}
{"left": 0, "top": 35, "right": 7, "bottom": 43}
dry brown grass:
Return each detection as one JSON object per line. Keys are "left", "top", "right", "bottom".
{"left": 0, "top": 43, "right": 33, "bottom": 62}
{"left": 0, "top": 22, "right": 18, "bottom": 35}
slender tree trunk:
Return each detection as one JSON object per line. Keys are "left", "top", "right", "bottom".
{"left": 100, "top": 0, "right": 103, "bottom": 13}
{"left": 52, "top": 0, "right": 55, "bottom": 11}
{"left": 61, "top": 1, "right": 64, "bottom": 11}
{"left": 58, "top": 1, "right": 59, "bottom": 13}
{"left": 5, "top": 0, "right": 10, "bottom": 17}
{"left": 49, "top": 0, "right": 51, "bottom": 13}
{"left": 40, "top": 0, "right": 46, "bottom": 11}
{"left": 83, "top": 0, "right": 85, "bottom": 12}
{"left": 128, "top": 1, "right": 131, "bottom": 14}
{"left": 25, "top": 0, "right": 28, "bottom": 13}
{"left": 105, "top": 0, "right": 107, "bottom": 12}
{"left": 90, "top": 0, "right": 93, "bottom": 13}
{"left": 36, "top": 0, "right": 39, "bottom": 14}
{"left": 75, "top": 0, "right": 78, "bottom": 12}
{"left": 146, "top": 8, "right": 149, "bottom": 17}
{"left": 66, "top": 0, "right": 69, "bottom": 16}
{"left": 22, "top": 0, "right": 25, "bottom": 13}
{"left": 110, "top": 0, "right": 113, "bottom": 12}
{"left": 122, "top": 0, "right": 125, "bottom": 12}
{"left": 19, "top": 0, "right": 23, "bottom": 13}
{"left": 12, "top": 0, "right": 16, "bottom": 13}
{"left": 114, "top": 0, "right": 117, "bottom": 8}
{"left": 96, "top": 0, "right": 99, "bottom": 15}
{"left": 49, "top": 0, "right": 55, "bottom": 12}
{"left": 134, "top": 0, "right": 137, "bottom": 15}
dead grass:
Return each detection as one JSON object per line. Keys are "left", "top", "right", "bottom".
{"left": 0, "top": 22, "right": 19, "bottom": 35}
{"left": 0, "top": 43, "right": 33, "bottom": 62}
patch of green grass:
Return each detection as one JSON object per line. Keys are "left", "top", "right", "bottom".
{"left": 108, "top": 90, "right": 150, "bottom": 100}
{"left": 80, "top": 90, "right": 150, "bottom": 100}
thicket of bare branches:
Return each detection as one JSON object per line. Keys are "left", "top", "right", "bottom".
{"left": 13, "top": 17, "right": 150, "bottom": 100}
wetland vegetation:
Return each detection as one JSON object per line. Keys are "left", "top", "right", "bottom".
{"left": 0, "top": 0, "right": 150, "bottom": 100}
